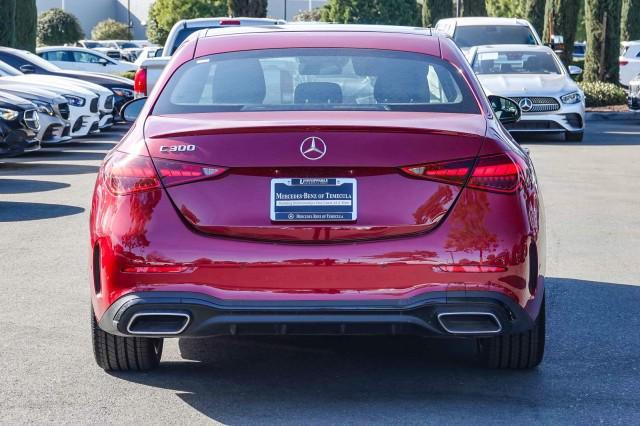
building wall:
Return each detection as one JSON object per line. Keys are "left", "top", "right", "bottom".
{"left": 36, "top": 0, "right": 329, "bottom": 42}
{"left": 267, "top": 0, "right": 328, "bottom": 20}
{"left": 36, "top": 0, "right": 153, "bottom": 40}
{"left": 37, "top": 0, "right": 116, "bottom": 39}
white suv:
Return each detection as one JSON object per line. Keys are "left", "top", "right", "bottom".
{"left": 435, "top": 17, "right": 542, "bottom": 58}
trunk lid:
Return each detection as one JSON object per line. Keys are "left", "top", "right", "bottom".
{"left": 144, "top": 112, "right": 487, "bottom": 242}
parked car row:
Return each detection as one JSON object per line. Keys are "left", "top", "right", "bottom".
{"left": 75, "top": 39, "right": 156, "bottom": 63}
{"left": 435, "top": 17, "right": 586, "bottom": 141}
{"left": 0, "top": 46, "right": 134, "bottom": 158}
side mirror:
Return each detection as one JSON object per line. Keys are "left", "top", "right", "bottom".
{"left": 19, "top": 64, "right": 35, "bottom": 74}
{"left": 568, "top": 65, "right": 582, "bottom": 75}
{"left": 99, "top": 58, "right": 109, "bottom": 66}
{"left": 487, "top": 95, "right": 521, "bottom": 125}
{"left": 121, "top": 97, "right": 146, "bottom": 122}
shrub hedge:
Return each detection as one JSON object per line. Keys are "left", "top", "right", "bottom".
{"left": 578, "top": 82, "right": 627, "bottom": 107}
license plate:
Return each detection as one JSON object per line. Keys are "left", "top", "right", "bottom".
{"left": 270, "top": 178, "right": 357, "bottom": 222}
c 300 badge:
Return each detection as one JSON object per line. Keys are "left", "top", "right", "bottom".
{"left": 159, "top": 144, "right": 196, "bottom": 153}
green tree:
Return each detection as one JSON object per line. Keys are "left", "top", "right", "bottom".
{"left": 421, "top": 0, "right": 453, "bottom": 26}
{"left": 14, "top": 0, "right": 37, "bottom": 51}
{"left": 146, "top": 0, "right": 227, "bottom": 45}
{"left": 292, "top": 7, "right": 324, "bottom": 22}
{"left": 227, "top": 0, "right": 267, "bottom": 17}
{"left": 462, "top": 0, "right": 487, "bottom": 16}
{"left": 543, "top": 0, "right": 581, "bottom": 64}
{"left": 584, "top": 0, "right": 623, "bottom": 83}
{"left": 486, "top": 0, "right": 525, "bottom": 18}
{"left": 523, "top": 0, "right": 545, "bottom": 37}
{"left": 37, "top": 8, "right": 84, "bottom": 46}
{"left": 322, "top": 0, "right": 421, "bottom": 26}
{"left": 0, "top": 0, "right": 16, "bottom": 47}
{"left": 92, "top": 19, "right": 131, "bottom": 40}
{"left": 621, "top": 0, "right": 640, "bottom": 41}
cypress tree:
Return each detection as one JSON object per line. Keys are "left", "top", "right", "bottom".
{"left": 621, "top": 0, "right": 640, "bottom": 41}
{"left": 584, "top": 0, "right": 623, "bottom": 83}
{"left": 0, "top": 0, "right": 16, "bottom": 47}
{"left": 14, "top": 0, "right": 38, "bottom": 51}
{"left": 227, "top": 0, "right": 268, "bottom": 17}
{"left": 524, "top": 0, "right": 546, "bottom": 38}
{"left": 462, "top": 0, "right": 487, "bottom": 17}
{"left": 423, "top": 0, "right": 453, "bottom": 27}
{"left": 543, "top": 0, "right": 581, "bottom": 64}
{"left": 322, "top": 0, "right": 420, "bottom": 26}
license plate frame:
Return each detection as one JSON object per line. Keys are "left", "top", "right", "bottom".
{"left": 270, "top": 178, "right": 357, "bottom": 222}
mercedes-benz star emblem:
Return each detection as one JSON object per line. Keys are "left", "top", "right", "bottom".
{"left": 300, "top": 136, "right": 327, "bottom": 161}
{"left": 518, "top": 97, "right": 533, "bottom": 112}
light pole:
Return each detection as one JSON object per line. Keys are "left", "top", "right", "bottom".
{"left": 284, "top": 0, "right": 287, "bottom": 20}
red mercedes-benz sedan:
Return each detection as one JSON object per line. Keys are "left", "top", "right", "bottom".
{"left": 90, "top": 25, "right": 545, "bottom": 371}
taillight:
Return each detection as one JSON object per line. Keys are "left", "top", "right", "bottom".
{"left": 104, "top": 151, "right": 160, "bottom": 195}
{"left": 620, "top": 59, "right": 629, "bottom": 66}
{"left": 401, "top": 153, "right": 524, "bottom": 193}
{"left": 154, "top": 158, "right": 226, "bottom": 187}
{"left": 104, "top": 151, "right": 227, "bottom": 195}
{"left": 219, "top": 19, "right": 241, "bottom": 25}
{"left": 402, "top": 158, "right": 475, "bottom": 186}
{"left": 467, "top": 153, "right": 522, "bottom": 192}
{"left": 133, "top": 68, "right": 147, "bottom": 97}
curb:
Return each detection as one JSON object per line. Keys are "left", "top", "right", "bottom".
{"left": 585, "top": 111, "right": 640, "bottom": 121}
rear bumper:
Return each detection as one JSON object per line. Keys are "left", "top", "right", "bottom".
{"left": 97, "top": 290, "right": 536, "bottom": 339}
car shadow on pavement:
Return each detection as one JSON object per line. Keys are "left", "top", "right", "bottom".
{"left": 109, "top": 277, "right": 640, "bottom": 423}
{"left": 0, "top": 163, "right": 99, "bottom": 176}
{"left": 0, "top": 178, "right": 70, "bottom": 194}
{"left": 0, "top": 201, "right": 84, "bottom": 221}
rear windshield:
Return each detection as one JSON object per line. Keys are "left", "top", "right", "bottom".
{"left": 473, "top": 51, "right": 561, "bottom": 75}
{"left": 152, "top": 48, "right": 480, "bottom": 115}
{"left": 453, "top": 25, "right": 537, "bottom": 49}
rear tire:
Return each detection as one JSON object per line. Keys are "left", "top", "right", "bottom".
{"left": 91, "top": 307, "right": 163, "bottom": 371}
{"left": 477, "top": 295, "right": 545, "bottom": 369}
{"left": 565, "top": 131, "right": 583, "bottom": 142}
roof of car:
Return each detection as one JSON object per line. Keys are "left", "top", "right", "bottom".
{"left": 474, "top": 44, "right": 553, "bottom": 52}
{"left": 201, "top": 24, "right": 434, "bottom": 39}
{"left": 184, "top": 17, "right": 286, "bottom": 28}
{"left": 437, "top": 17, "right": 532, "bottom": 27}
{"left": 37, "top": 46, "right": 95, "bottom": 52}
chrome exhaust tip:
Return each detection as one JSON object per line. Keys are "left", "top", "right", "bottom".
{"left": 126, "top": 312, "right": 191, "bottom": 335}
{"left": 437, "top": 312, "right": 502, "bottom": 335}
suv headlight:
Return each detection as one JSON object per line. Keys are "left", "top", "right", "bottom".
{"left": 112, "top": 87, "right": 134, "bottom": 98}
{"left": 560, "top": 92, "right": 582, "bottom": 104}
{"left": 30, "top": 100, "right": 55, "bottom": 116}
{"left": 62, "top": 94, "right": 86, "bottom": 107}
{"left": 0, "top": 107, "right": 19, "bottom": 121}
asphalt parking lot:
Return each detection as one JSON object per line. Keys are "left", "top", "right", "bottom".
{"left": 1, "top": 120, "right": 639, "bottom": 424}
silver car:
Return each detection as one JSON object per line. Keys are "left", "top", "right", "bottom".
{"left": 0, "top": 83, "right": 72, "bottom": 144}
{"left": 470, "top": 44, "right": 586, "bottom": 142}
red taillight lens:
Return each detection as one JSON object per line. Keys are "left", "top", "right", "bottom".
{"left": 154, "top": 158, "right": 226, "bottom": 187}
{"left": 104, "top": 151, "right": 227, "bottom": 195}
{"left": 219, "top": 19, "right": 241, "bottom": 25}
{"left": 468, "top": 153, "right": 522, "bottom": 193}
{"left": 401, "top": 153, "right": 524, "bottom": 193}
{"left": 620, "top": 59, "right": 629, "bottom": 66}
{"left": 104, "top": 151, "right": 160, "bottom": 195}
{"left": 133, "top": 68, "right": 147, "bottom": 97}
{"left": 402, "top": 158, "right": 474, "bottom": 186}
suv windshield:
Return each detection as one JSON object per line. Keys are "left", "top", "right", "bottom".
{"left": 153, "top": 48, "right": 480, "bottom": 115}
{"left": 454, "top": 25, "right": 537, "bottom": 49}
{"left": 473, "top": 51, "right": 561, "bottom": 75}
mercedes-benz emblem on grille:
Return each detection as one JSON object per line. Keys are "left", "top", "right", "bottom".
{"left": 518, "top": 97, "right": 533, "bottom": 112}
{"left": 300, "top": 136, "right": 327, "bottom": 160}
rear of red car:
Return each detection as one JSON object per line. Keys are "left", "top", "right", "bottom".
{"left": 90, "top": 26, "right": 545, "bottom": 371}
